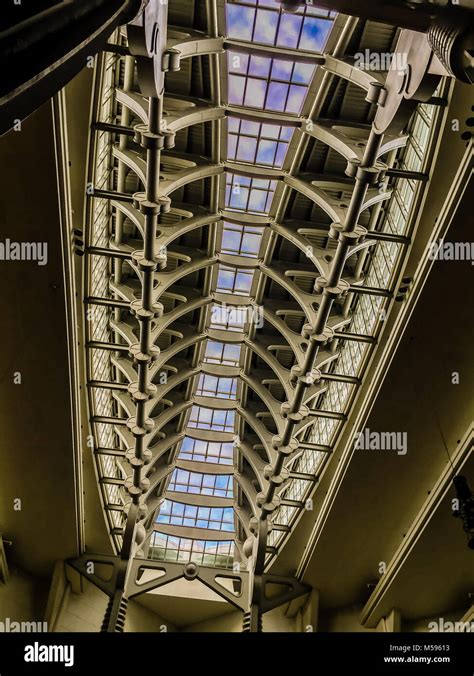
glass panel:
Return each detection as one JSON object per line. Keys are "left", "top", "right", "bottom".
{"left": 226, "top": 1, "right": 334, "bottom": 52}
{"left": 227, "top": 51, "right": 314, "bottom": 115}
{"left": 178, "top": 437, "right": 234, "bottom": 465}
{"left": 150, "top": 532, "right": 234, "bottom": 567}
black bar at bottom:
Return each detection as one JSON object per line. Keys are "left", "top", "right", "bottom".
{"left": 0, "top": 632, "right": 471, "bottom": 674}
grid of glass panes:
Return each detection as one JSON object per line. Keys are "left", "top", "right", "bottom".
{"left": 268, "top": 528, "right": 284, "bottom": 547}
{"left": 169, "top": 469, "right": 234, "bottom": 498}
{"left": 187, "top": 406, "right": 235, "bottom": 432}
{"left": 228, "top": 51, "right": 315, "bottom": 114}
{"left": 273, "top": 101, "right": 439, "bottom": 531}
{"left": 225, "top": 173, "right": 276, "bottom": 214}
{"left": 178, "top": 437, "right": 234, "bottom": 465}
{"left": 283, "top": 478, "right": 308, "bottom": 503}
{"left": 221, "top": 221, "right": 264, "bottom": 258}
{"left": 273, "top": 504, "right": 298, "bottom": 530}
{"left": 383, "top": 103, "right": 433, "bottom": 237}
{"left": 226, "top": 0, "right": 334, "bottom": 52}
{"left": 337, "top": 339, "right": 364, "bottom": 377}
{"left": 89, "top": 48, "right": 127, "bottom": 539}
{"left": 196, "top": 374, "right": 238, "bottom": 399}
{"left": 204, "top": 341, "right": 241, "bottom": 366}
{"left": 227, "top": 117, "right": 293, "bottom": 168}
{"left": 209, "top": 303, "right": 245, "bottom": 332}
{"left": 324, "top": 380, "right": 352, "bottom": 413}
{"left": 296, "top": 449, "right": 326, "bottom": 476}
{"left": 216, "top": 264, "right": 254, "bottom": 296}
{"left": 149, "top": 532, "right": 234, "bottom": 568}
{"left": 156, "top": 500, "right": 235, "bottom": 532}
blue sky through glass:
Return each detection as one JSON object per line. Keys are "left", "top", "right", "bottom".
{"left": 227, "top": 117, "right": 293, "bottom": 168}
{"left": 228, "top": 51, "right": 314, "bottom": 114}
{"left": 154, "top": 0, "right": 338, "bottom": 567}
{"left": 225, "top": 173, "right": 276, "bottom": 214}
{"left": 226, "top": 1, "right": 334, "bottom": 52}
{"left": 221, "top": 221, "right": 263, "bottom": 257}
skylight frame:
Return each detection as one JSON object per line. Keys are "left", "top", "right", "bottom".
{"left": 187, "top": 406, "right": 236, "bottom": 433}
{"left": 169, "top": 469, "right": 234, "bottom": 498}
{"left": 157, "top": 500, "right": 235, "bottom": 532}
{"left": 226, "top": 0, "right": 334, "bottom": 53}
{"left": 203, "top": 340, "right": 242, "bottom": 366}
{"left": 216, "top": 263, "right": 255, "bottom": 296}
{"left": 178, "top": 437, "right": 234, "bottom": 465}
{"left": 149, "top": 532, "right": 234, "bottom": 567}
{"left": 227, "top": 50, "right": 315, "bottom": 115}
{"left": 196, "top": 373, "right": 238, "bottom": 400}
{"left": 225, "top": 172, "right": 276, "bottom": 214}
{"left": 227, "top": 117, "right": 293, "bottom": 169}
{"left": 221, "top": 220, "right": 264, "bottom": 258}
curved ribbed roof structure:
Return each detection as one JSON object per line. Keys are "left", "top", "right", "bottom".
{"left": 73, "top": 0, "right": 449, "bottom": 628}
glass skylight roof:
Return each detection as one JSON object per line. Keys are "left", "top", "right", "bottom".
{"left": 150, "top": 533, "right": 234, "bottom": 568}
{"left": 209, "top": 303, "right": 246, "bottom": 332}
{"left": 178, "top": 437, "right": 234, "bottom": 465}
{"left": 227, "top": 117, "right": 293, "bottom": 168}
{"left": 196, "top": 374, "right": 238, "bottom": 399}
{"left": 157, "top": 500, "right": 235, "bottom": 532}
{"left": 221, "top": 221, "right": 263, "bottom": 258}
{"left": 187, "top": 406, "right": 235, "bottom": 432}
{"left": 226, "top": 0, "right": 334, "bottom": 52}
{"left": 169, "top": 469, "right": 234, "bottom": 498}
{"left": 153, "top": 0, "right": 339, "bottom": 569}
{"left": 204, "top": 340, "right": 241, "bottom": 366}
{"left": 216, "top": 264, "right": 254, "bottom": 296}
{"left": 225, "top": 173, "right": 276, "bottom": 214}
{"left": 228, "top": 51, "right": 314, "bottom": 114}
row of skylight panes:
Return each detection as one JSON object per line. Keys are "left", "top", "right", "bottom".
{"left": 222, "top": 221, "right": 263, "bottom": 257}
{"left": 227, "top": 118, "right": 293, "bottom": 168}
{"left": 178, "top": 437, "right": 234, "bottom": 465}
{"left": 226, "top": 0, "right": 334, "bottom": 52}
{"left": 216, "top": 264, "right": 254, "bottom": 295}
{"left": 154, "top": 2, "right": 335, "bottom": 561}
{"left": 187, "top": 406, "right": 235, "bottom": 432}
{"left": 149, "top": 533, "right": 234, "bottom": 567}
{"left": 225, "top": 174, "right": 276, "bottom": 214}
{"left": 221, "top": 2, "right": 331, "bottom": 554}
{"left": 204, "top": 340, "right": 241, "bottom": 366}
{"left": 89, "top": 47, "right": 127, "bottom": 545}
{"left": 196, "top": 374, "right": 238, "bottom": 399}
{"left": 270, "top": 101, "right": 439, "bottom": 542}
{"left": 228, "top": 52, "right": 315, "bottom": 114}
{"left": 156, "top": 500, "right": 235, "bottom": 531}
{"left": 169, "top": 470, "right": 233, "bottom": 498}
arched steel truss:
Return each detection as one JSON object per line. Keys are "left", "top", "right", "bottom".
{"left": 68, "top": 0, "right": 449, "bottom": 630}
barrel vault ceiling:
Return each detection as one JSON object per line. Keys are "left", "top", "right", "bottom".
{"left": 1, "top": 0, "right": 472, "bottom": 631}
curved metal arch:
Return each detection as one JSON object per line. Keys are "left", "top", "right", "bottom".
{"left": 117, "top": 88, "right": 226, "bottom": 132}
{"left": 301, "top": 120, "right": 366, "bottom": 162}
{"left": 150, "top": 335, "right": 207, "bottom": 380}
{"left": 234, "top": 472, "right": 259, "bottom": 519}
{"left": 236, "top": 405, "right": 276, "bottom": 466}
{"left": 283, "top": 175, "right": 351, "bottom": 224}
{"left": 112, "top": 200, "right": 220, "bottom": 246}
{"left": 236, "top": 439, "right": 268, "bottom": 491}
{"left": 167, "top": 31, "right": 224, "bottom": 60}
{"left": 145, "top": 431, "right": 186, "bottom": 471}
{"left": 322, "top": 54, "right": 386, "bottom": 92}
{"left": 243, "top": 336, "right": 293, "bottom": 401}
{"left": 151, "top": 290, "right": 213, "bottom": 340}
{"left": 106, "top": 251, "right": 217, "bottom": 304}
{"left": 269, "top": 220, "right": 331, "bottom": 278}
{"left": 258, "top": 262, "right": 322, "bottom": 327}
{"left": 239, "top": 371, "right": 285, "bottom": 438}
